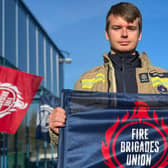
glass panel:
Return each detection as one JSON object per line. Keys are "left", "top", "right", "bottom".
{"left": 8, "top": 107, "right": 27, "bottom": 168}
{"left": 38, "top": 30, "right": 44, "bottom": 86}
{"left": 46, "top": 40, "right": 51, "bottom": 90}
{"left": 18, "top": 3, "right": 27, "bottom": 71}
{"left": 27, "top": 103, "right": 39, "bottom": 160}
{"left": 29, "top": 19, "right": 36, "bottom": 74}
{"left": 5, "top": 0, "right": 16, "bottom": 65}
{"left": 53, "top": 50, "right": 57, "bottom": 96}
{"left": 59, "top": 59, "right": 64, "bottom": 93}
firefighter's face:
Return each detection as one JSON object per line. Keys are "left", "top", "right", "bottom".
{"left": 105, "top": 15, "right": 141, "bottom": 54}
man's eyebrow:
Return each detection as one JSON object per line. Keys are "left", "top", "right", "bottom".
{"left": 127, "top": 25, "right": 137, "bottom": 29}
{"left": 112, "top": 25, "right": 121, "bottom": 27}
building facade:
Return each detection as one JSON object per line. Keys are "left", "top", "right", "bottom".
{"left": 0, "top": 0, "right": 67, "bottom": 167}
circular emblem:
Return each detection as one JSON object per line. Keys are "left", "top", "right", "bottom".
{"left": 113, "top": 123, "right": 166, "bottom": 167}
{"left": 0, "top": 83, "right": 28, "bottom": 118}
{"left": 157, "top": 85, "right": 167, "bottom": 94}
{"left": 0, "top": 87, "right": 16, "bottom": 113}
{"left": 102, "top": 101, "right": 168, "bottom": 167}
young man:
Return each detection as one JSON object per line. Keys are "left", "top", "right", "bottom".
{"left": 49, "top": 2, "right": 168, "bottom": 145}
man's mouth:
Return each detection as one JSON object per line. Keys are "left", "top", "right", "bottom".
{"left": 119, "top": 41, "right": 129, "bottom": 45}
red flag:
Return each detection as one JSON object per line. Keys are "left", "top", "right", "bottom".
{"left": 0, "top": 66, "right": 43, "bottom": 134}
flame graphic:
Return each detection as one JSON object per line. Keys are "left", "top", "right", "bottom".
{"left": 101, "top": 101, "right": 168, "bottom": 168}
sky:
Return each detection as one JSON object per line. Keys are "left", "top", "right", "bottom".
{"left": 22, "top": 0, "right": 168, "bottom": 89}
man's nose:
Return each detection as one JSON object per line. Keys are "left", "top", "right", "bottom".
{"left": 121, "top": 28, "right": 128, "bottom": 38}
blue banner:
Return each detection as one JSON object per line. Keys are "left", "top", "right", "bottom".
{"left": 36, "top": 93, "right": 60, "bottom": 142}
{"left": 58, "top": 89, "right": 168, "bottom": 168}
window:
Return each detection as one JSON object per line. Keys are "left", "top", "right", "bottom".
{"left": 18, "top": 4, "right": 27, "bottom": 71}
{"left": 59, "top": 58, "right": 64, "bottom": 93}
{"left": 38, "top": 31, "right": 44, "bottom": 85}
{"left": 46, "top": 40, "right": 51, "bottom": 90}
{"left": 53, "top": 50, "right": 57, "bottom": 95}
{"left": 29, "top": 19, "right": 36, "bottom": 74}
{"left": 5, "top": 0, "right": 16, "bottom": 65}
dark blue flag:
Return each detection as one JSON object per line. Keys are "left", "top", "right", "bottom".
{"left": 57, "top": 89, "right": 168, "bottom": 168}
{"left": 36, "top": 93, "right": 60, "bottom": 142}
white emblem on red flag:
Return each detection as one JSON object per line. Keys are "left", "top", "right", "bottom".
{"left": 0, "top": 83, "right": 28, "bottom": 118}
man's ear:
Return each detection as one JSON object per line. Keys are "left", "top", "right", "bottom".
{"left": 138, "top": 33, "right": 142, "bottom": 41}
{"left": 105, "top": 30, "right": 109, "bottom": 41}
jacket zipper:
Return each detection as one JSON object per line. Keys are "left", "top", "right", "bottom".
{"left": 121, "top": 57, "right": 126, "bottom": 93}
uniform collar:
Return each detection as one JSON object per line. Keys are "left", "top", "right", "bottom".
{"left": 103, "top": 51, "right": 151, "bottom": 68}
{"left": 108, "top": 51, "right": 141, "bottom": 70}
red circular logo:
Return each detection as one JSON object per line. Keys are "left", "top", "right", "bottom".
{"left": 102, "top": 101, "right": 168, "bottom": 168}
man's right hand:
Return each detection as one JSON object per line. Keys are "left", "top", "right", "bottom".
{"left": 49, "top": 107, "right": 66, "bottom": 134}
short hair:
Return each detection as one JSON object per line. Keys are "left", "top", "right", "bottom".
{"left": 106, "top": 2, "right": 142, "bottom": 34}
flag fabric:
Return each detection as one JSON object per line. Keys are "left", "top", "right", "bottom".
{"left": 57, "top": 89, "right": 168, "bottom": 168}
{"left": 0, "top": 66, "right": 42, "bottom": 134}
{"left": 36, "top": 93, "right": 60, "bottom": 142}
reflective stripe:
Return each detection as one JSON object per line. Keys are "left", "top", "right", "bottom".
{"left": 151, "top": 77, "right": 168, "bottom": 87}
{"left": 82, "top": 73, "right": 105, "bottom": 89}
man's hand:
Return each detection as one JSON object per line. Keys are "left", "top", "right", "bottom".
{"left": 49, "top": 107, "right": 66, "bottom": 134}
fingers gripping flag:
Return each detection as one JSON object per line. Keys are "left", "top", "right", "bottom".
{"left": 0, "top": 66, "right": 42, "bottom": 134}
